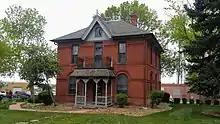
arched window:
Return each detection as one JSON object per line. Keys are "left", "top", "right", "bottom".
{"left": 155, "top": 73, "right": 157, "bottom": 90}
{"left": 95, "top": 27, "right": 102, "bottom": 37}
{"left": 116, "top": 74, "right": 128, "bottom": 94}
{"left": 150, "top": 72, "right": 153, "bottom": 91}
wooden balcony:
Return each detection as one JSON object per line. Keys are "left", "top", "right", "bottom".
{"left": 76, "top": 56, "right": 113, "bottom": 69}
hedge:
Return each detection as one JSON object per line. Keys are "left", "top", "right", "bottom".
{"left": 189, "top": 99, "right": 194, "bottom": 104}
{"left": 116, "top": 94, "right": 128, "bottom": 108}
{"left": 214, "top": 100, "right": 219, "bottom": 105}
{"left": 182, "top": 98, "right": 187, "bottom": 104}
{"left": 150, "top": 91, "right": 164, "bottom": 108}
{"left": 205, "top": 100, "right": 211, "bottom": 105}
{"left": 174, "top": 98, "right": 181, "bottom": 104}
{"left": 38, "top": 91, "right": 53, "bottom": 105}
{"left": 162, "top": 92, "right": 170, "bottom": 103}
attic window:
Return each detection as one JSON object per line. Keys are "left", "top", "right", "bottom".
{"left": 95, "top": 27, "right": 102, "bottom": 37}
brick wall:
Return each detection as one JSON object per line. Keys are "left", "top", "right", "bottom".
{"left": 161, "top": 84, "right": 199, "bottom": 99}
{"left": 56, "top": 40, "right": 161, "bottom": 105}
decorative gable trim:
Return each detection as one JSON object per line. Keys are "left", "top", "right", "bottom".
{"left": 81, "top": 16, "right": 112, "bottom": 40}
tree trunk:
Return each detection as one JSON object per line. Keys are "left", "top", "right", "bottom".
{"left": 30, "top": 85, "right": 35, "bottom": 103}
{"left": 46, "top": 82, "right": 56, "bottom": 106}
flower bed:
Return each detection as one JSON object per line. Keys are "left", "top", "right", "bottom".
{"left": 20, "top": 102, "right": 171, "bottom": 116}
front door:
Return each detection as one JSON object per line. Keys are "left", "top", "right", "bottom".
{"left": 94, "top": 42, "right": 102, "bottom": 68}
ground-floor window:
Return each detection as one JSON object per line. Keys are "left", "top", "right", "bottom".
{"left": 69, "top": 77, "right": 76, "bottom": 95}
{"left": 150, "top": 71, "right": 153, "bottom": 91}
{"left": 116, "top": 74, "right": 128, "bottom": 94}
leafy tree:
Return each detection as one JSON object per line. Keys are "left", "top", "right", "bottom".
{"left": 164, "top": 0, "right": 195, "bottom": 83}
{"left": 0, "top": 5, "right": 59, "bottom": 104}
{"left": 0, "top": 5, "right": 46, "bottom": 75}
{"left": 184, "top": 0, "right": 220, "bottom": 99}
{"left": 19, "top": 43, "right": 60, "bottom": 104}
{"left": 101, "top": 0, "right": 176, "bottom": 76}
{"left": 0, "top": 42, "right": 8, "bottom": 59}
{"left": 0, "top": 82, "right": 4, "bottom": 89}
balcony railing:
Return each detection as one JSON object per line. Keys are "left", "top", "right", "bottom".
{"left": 76, "top": 56, "right": 113, "bottom": 69}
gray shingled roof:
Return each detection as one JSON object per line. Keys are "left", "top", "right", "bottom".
{"left": 51, "top": 18, "right": 148, "bottom": 41}
{"left": 70, "top": 69, "right": 115, "bottom": 77}
{"left": 103, "top": 20, "right": 147, "bottom": 36}
{"left": 53, "top": 28, "right": 87, "bottom": 41}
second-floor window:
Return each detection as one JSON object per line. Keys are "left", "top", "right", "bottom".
{"left": 118, "top": 42, "right": 126, "bottom": 64}
{"left": 72, "top": 45, "right": 79, "bottom": 64}
{"left": 150, "top": 46, "right": 153, "bottom": 65}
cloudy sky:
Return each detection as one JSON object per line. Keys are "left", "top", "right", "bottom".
{"left": 0, "top": 0, "right": 183, "bottom": 84}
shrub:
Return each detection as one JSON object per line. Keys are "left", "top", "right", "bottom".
{"left": 13, "top": 98, "right": 25, "bottom": 102}
{"left": 116, "top": 94, "right": 128, "bottom": 108}
{"left": 0, "top": 103, "right": 9, "bottom": 109}
{"left": 174, "top": 98, "right": 181, "bottom": 104}
{"left": 196, "top": 99, "right": 200, "bottom": 104}
{"left": 150, "top": 91, "right": 164, "bottom": 108}
{"left": 214, "top": 100, "right": 219, "bottom": 105}
{"left": 162, "top": 92, "right": 170, "bottom": 103}
{"left": 27, "top": 96, "right": 42, "bottom": 103}
{"left": 182, "top": 98, "right": 187, "bottom": 104}
{"left": 38, "top": 91, "right": 53, "bottom": 105}
{"left": 205, "top": 100, "right": 211, "bottom": 105}
{"left": 0, "top": 101, "right": 12, "bottom": 109}
{"left": 189, "top": 99, "right": 194, "bottom": 104}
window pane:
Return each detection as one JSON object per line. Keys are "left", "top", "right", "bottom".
{"left": 95, "top": 27, "right": 102, "bottom": 37}
{"left": 119, "top": 43, "right": 126, "bottom": 53}
{"left": 172, "top": 88, "right": 181, "bottom": 95}
{"left": 95, "top": 47, "right": 102, "bottom": 55}
{"left": 69, "top": 77, "right": 76, "bottom": 95}
{"left": 116, "top": 74, "right": 128, "bottom": 95}
{"left": 72, "top": 55, "right": 78, "bottom": 64}
{"left": 119, "top": 53, "right": 126, "bottom": 64}
{"left": 72, "top": 45, "right": 78, "bottom": 55}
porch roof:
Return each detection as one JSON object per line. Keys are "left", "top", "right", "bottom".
{"left": 70, "top": 69, "right": 115, "bottom": 77}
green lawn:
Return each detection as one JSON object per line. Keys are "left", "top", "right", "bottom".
{"left": 0, "top": 104, "right": 220, "bottom": 124}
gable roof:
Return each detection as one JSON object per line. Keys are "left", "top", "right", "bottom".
{"left": 50, "top": 15, "right": 163, "bottom": 52}
{"left": 81, "top": 16, "right": 112, "bottom": 40}
{"left": 51, "top": 15, "right": 148, "bottom": 42}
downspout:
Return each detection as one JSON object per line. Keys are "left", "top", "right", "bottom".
{"left": 143, "top": 40, "right": 147, "bottom": 106}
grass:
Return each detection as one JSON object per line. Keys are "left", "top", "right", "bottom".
{"left": 0, "top": 104, "right": 220, "bottom": 124}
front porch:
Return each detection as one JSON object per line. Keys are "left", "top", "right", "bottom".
{"left": 75, "top": 78, "right": 113, "bottom": 108}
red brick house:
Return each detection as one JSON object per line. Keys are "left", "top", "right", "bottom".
{"left": 161, "top": 84, "right": 199, "bottom": 100}
{"left": 51, "top": 14, "right": 163, "bottom": 107}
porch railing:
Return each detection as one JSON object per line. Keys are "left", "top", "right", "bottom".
{"left": 76, "top": 56, "right": 113, "bottom": 69}
{"left": 107, "top": 96, "right": 112, "bottom": 105}
{"left": 97, "top": 96, "right": 112, "bottom": 105}
{"left": 76, "top": 95, "right": 85, "bottom": 105}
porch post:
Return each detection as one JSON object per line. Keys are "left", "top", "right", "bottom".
{"left": 95, "top": 82, "right": 98, "bottom": 106}
{"left": 94, "top": 79, "right": 100, "bottom": 106}
{"left": 84, "top": 82, "right": 87, "bottom": 105}
{"left": 103, "top": 79, "right": 108, "bottom": 107}
{"left": 75, "top": 79, "right": 80, "bottom": 106}
{"left": 82, "top": 79, "right": 89, "bottom": 106}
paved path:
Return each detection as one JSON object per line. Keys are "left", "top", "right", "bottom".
{"left": 9, "top": 102, "right": 91, "bottom": 114}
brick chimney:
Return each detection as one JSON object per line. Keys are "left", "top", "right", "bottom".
{"left": 130, "top": 13, "right": 137, "bottom": 27}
